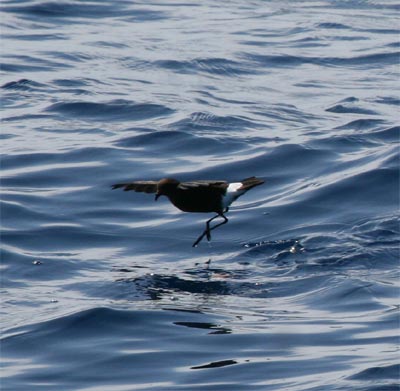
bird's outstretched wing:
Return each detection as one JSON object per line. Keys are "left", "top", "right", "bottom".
{"left": 112, "top": 181, "right": 158, "bottom": 193}
{"left": 178, "top": 180, "right": 228, "bottom": 192}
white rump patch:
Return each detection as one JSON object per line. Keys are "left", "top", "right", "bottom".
{"left": 222, "top": 182, "right": 245, "bottom": 209}
{"left": 227, "top": 182, "right": 243, "bottom": 193}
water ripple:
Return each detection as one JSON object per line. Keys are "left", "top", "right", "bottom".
{"left": 45, "top": 100, "right": 175, "bottom": 121}
{"left": 1, "top": 1, "right": 398, "bottom": 390}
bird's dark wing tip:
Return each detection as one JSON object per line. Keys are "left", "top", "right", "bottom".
{"left": 111, "top": 181, "right": 158, "bottom": 193}
{"left": 111, "top": 183, "right": 125, "bottom": 190}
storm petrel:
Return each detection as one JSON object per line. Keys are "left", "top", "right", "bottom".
{"left": 112, "top": 176, "right": 264, "bottom": 247}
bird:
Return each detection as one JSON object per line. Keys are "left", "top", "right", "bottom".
{"left": 112, "top": 176, "right": 264, "bottom": 247}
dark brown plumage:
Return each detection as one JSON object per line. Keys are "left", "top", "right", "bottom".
{"left": 112, "top": 176, "right": 264, "bottom": 246}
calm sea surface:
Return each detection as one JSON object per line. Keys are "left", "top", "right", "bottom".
{"left": 1, "top": 1, "right": 399, "bottom": 390}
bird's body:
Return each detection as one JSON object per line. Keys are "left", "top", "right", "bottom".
{"left": 112, "top": 176, "right": 264, "bottom": 246}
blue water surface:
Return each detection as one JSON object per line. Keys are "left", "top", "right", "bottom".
{"left": 1, "top": 1, "right": 399, "bottom": 390}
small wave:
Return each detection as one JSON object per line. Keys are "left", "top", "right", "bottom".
{"left": 1, "top": 200, "right": 51, "bottom": 229}
{"left": 122, "top": 9, "right": 168, "bottom": 22}
{"left": 326, "top": 104, "right": 379, "bottom": 115}
{"left": 89, "top": 41, "right": 129, "bottom": 49}
{"left": 1, "top": 62, "right": 59, "bottom": 73}
{"left": 155, "top": 57, "right": 256, "bottom": 76}
{"left": 115, "top": 130, "right": 242, "bottom": 155}
{"left": 170, "top": 111, "right": 260, "bottom": 133}
{"left": 45, "top": 100, "right": 175, "bottom": 121}
{"left": 2, "top": 53, "right": 75, "bottom": 74}
{"left": 386, "top": 41, "right": 400, "bottom": 49}
{"left": 2, "top": 224, "right": 117, "bottom": 252}
{"left": 0, "top": 134, "right": 15, "bottom": 140}
{"left": 243, "top": 53, "right": 311, "bottom": 68}
{"left": 243, "top": 51, "right": 400, "bottom": 69}
{"left": 252, "top": 103, "right": 318, "bottom": 123}
{"left": 335, "top": 118, "right": 387, "bottom": 131}
{"left": 185, "top": 143, "right": 336, "bottom": 184}
{"left": 42, "top": 51, "right": 94, "bottom": 63}
{"left": 321, "top": 51, "right": 400, "bottom": 68}
{"left": 317, "top": 22, "right": 351, "bottom": 30}
{"left": 338, "top": 97, "right": 359, "bottom": 103}
{"left": 257, "top": 143, "right": 336, "bottom": 175}
{"left": 4, "top": 33, "right": 67, "bottom": 41}
{"left": 3, "top": 1, "right": 130, "bottom": 20}
{"left": 2, "top": 159, "right": 106, "bottom": 188}
{"left": 1, "top": 78, "right": 45, "bottom": 90}
{"left": 296, "top": 167, "right": 399, "bottom": 213}
{"left": 2, "top": 114, "right": 52, "bottom": 122}
{"left": 348, "top": 364, "right": 400, "bottom": 381}
{"left": 52, "top": 78, "right": 91, "bottom": 87}
{"left": 375, "top": 96, "right": 400, "bottom": 106}
{"left": 368, "top": 126, "right": 400, "bottom": 143}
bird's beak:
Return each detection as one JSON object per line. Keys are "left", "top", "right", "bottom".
{"left": 155, "top": 193, "right": 160, "bottom": 201}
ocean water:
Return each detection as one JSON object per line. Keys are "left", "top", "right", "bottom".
{"left": 1, "top": 1, "right": 399, "bottom": 390}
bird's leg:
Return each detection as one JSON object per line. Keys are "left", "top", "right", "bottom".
{"left": 205, "top": 215, "right": 216, "bottom": 240}
{"left": 208, "top": 213, "right": 229, "bottom": 235}
{"left": 192, "top": 214, "right": 221, "bottom": 247}
{"left": 192, "top": 213, "right": 229, "bottom": 247}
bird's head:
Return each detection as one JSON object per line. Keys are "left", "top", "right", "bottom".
{"left": 155, "top": 178, "right": 180, "bottom": 201}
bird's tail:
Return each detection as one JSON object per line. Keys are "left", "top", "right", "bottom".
{"left": 240, "top": 176, "right": 265, "bottom": 191}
